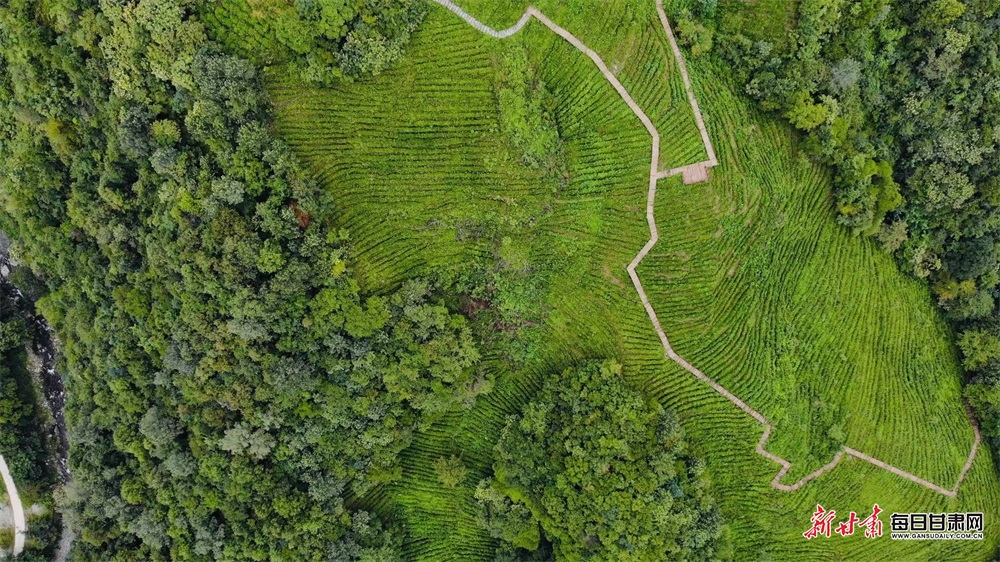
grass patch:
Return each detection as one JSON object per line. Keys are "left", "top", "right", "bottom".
{"left": 715, "top": 0, "right": 799, "bottom": 52}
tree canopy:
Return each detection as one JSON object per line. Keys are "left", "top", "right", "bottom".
{"left": 202, "top": 0, "right": 428, "bottom": 86}
{"left": 479, "top": 360, "right": 727, "bottom": 561}
{"left": 0, "top": 282, "right": 50, "bottom": 488}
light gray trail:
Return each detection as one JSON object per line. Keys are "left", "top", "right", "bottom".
{"left": 0, "top": 455, "right": 26, "bottom": 556}
{"left": 432, "top": 0, "right": 533, "bottom": 38}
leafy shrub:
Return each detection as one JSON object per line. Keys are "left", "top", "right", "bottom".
{"left": 675, "top": 12, "right": 714, "bottom": 57}
{"left": 494, "top": 44, "right": 567, "bottom": 182}
{"left": 434, "top": 455, "right": 468, "bottom": 489}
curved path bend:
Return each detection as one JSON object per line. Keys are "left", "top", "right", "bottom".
{"left": 431, "top": 0, "right": 980, "bottom": 498}
{"left": 1, "top": 454, "right": 26, "bottom": 556}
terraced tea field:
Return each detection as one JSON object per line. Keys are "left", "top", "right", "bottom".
{"left": 205, "top": 0, "right": 708, "bottom": 174}
{"left": 638, "top": 62, "right": 999, "bottom": 558}
{"left": 214, "top": 0, "right": 1000, "bottom": 558}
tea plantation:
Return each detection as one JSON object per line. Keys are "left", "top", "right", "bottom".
{"left": 249, "top": 1, "right": 1000, "bottom": 559}
{"left": 8, "top": 0, "right": 1000, "bottom": 558}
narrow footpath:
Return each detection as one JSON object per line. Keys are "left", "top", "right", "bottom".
{"left": 431, "top": 0, "right": 980, "bottom": 498}
{"left": 0, "top": 454, "right": 27, "bottom": 556}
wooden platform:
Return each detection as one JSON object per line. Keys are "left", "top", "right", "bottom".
{"left": 681, "top": 162, "right": 709, "bottom": 184}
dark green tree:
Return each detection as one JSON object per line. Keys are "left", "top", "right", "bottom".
{"left": 481, "top": 359, "right": 727, "bottom": 561}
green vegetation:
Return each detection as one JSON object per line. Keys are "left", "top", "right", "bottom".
{"left": 698, "top": 0, "right": 1000, "bottom": 468}
{"left": 201, "top": 0, "right": 428, "bottom": 85}
{"left": 397, "top": 0, "right": 710, "bottom": 171}
{"left": 433, "top": 455, "right": 468, "bottom": 489}
{"left": 714, "top": 0, "right": 797, "bottom": 52}
{"left": 482, "top": 359, "right": 725, "bottom": 560}
{"left": 266, "top": 2, "right": 998, "bottom": 559}
{"left": 674, "top": 8, "right": 715, "bottom": 59}
{"left": 0, "top": 1, "right": 475, "bottom": 559}
{"left": 494, "top": 44, "right": 567, "bottom": 182}
{"left": 643, "top": 63, "right": 997, "bottom": 560}
{"left": 642, "top": 64, "right": 972, "bottom": 485}
{"left": 1, "top": 0, "right": 999, "bottom": 560}
{"left": 266, "top": 5, "right": 693, "bottom": 557}
{"left": 0, "top": 280, "right": 61, "bottom": 561}
{"left": 0, "top": 286, "right": 47, "bottom": 486}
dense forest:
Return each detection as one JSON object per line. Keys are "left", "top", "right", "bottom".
{"left": 0, "top": 0, "right": 724, "bottom": 559}
{"left": 674, "top": 0, "right": 1000, "bottom": 469}
{"left": 0, "top": 0, "right": 479, "bottom": 559}
{"left": 14, "top": 0, "right": 999, "bottom": 558}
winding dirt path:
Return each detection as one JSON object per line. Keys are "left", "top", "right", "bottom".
{"left": 431, "top": 0, "right": 980, "bottom": 498}
{"left": 0, "top": 455, "right": 26, "bottom": 556}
